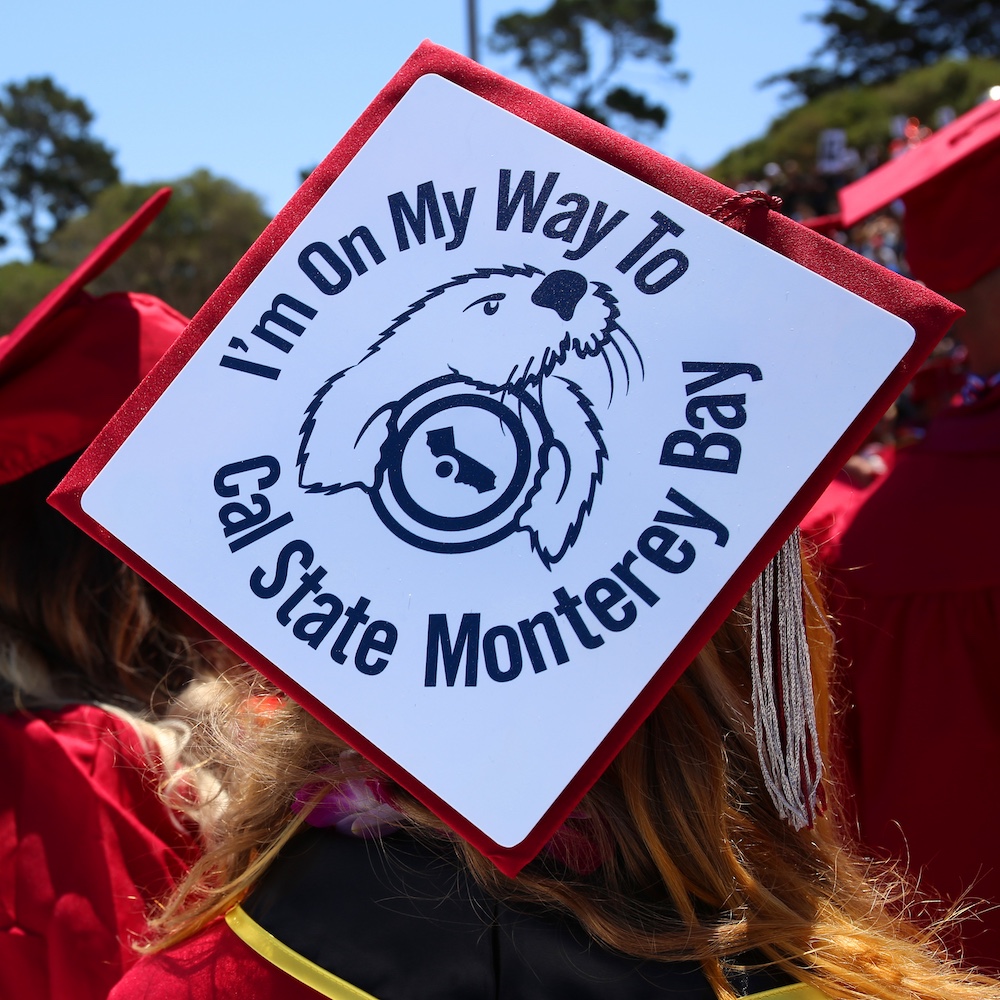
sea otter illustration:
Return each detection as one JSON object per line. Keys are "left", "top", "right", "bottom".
{"left": 297, "top": 263, "right": 643, "bottom": 567}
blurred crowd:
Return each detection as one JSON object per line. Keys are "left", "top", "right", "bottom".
{"left": 732, "top": 113, "right": 974, "bottom": 464}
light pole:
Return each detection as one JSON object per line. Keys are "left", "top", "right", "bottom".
{"left": 467, "top": 0, "right": 479, "bottom": 63}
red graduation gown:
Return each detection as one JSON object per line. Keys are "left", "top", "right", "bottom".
{"left": 108, "top": 918, "right": 319, "bottom": 1000}
{"left": 0, "top": 704, "right": 195, "bottom": 1000}
{"left": 803, "top": 386, "right": 1000, "bottom": 969}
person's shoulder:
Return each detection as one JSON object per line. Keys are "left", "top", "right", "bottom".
{"left": 0, "top": 703, "right": 194, "bottom": 997}
{"left": 800, "top": 451, "right": 893, "bottom": 567}
{"left": 922, "top": 385, "right": 1000, "bottom": 455}
{"left": 0, "top": 702, "right": 153, "bottom": 778}
{"left": 109, "top": 918, "right": 321, "bottom": 1000}
{"left": 0, "top": 701, "right": 196, "bottom": 863}
{"left": 829, "top": 404, "right": 1000, "bottom": 592}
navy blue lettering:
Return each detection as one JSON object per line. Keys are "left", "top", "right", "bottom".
{"left": 218, "top": 357, "right": 281, "bottom": 380}
{"left": 250, "top": 294, "right": 317, "bottom": 352}
{"left": 337, "top": 227, "right": 386, "bottom": 276}
{"left": 330, "top": 598, "right": 371, "bottom": 664}
{"left": 249, "top": 540, "right": 313, "bottom": 599}
{"left": 496, "top": 169, "right": 559, "bottom": 233}
{"left": 638, "top": 525, "right": 696, "bottom": 574}
{"left": 564, "top": 201, "right": 629, "bottom": 261}
{"left": 299, "top": 242, "right": 353, "bottom": 295}
{"left": 442, "top": 187, "right": 476, "bottom": 250}
{"left": 389, "top": 181, "right": 446, "bottom": 251}
{"left": 654, "top": 488, "right": 729, "bottom": 547}
{"left": 660, "top": 429, "right": 741, "bottom": 474}
{"left": 483, "top": 625, "right": 522, "bottom": 682}
{"left": 585, "top": 577, "right": 637, "bottom": 632}
{"left": 228, "top": 512, "right": 294, "bottom": 552}
{"left": 553, "top": 587, "right": 604, "bottom": 649}
{"left": 682, "top": 362, "right": 763, "bottom": 396}
{"left": 292, "top": 594, "right": 345, "bottom": 649}
{"left": 218, "top": 495, "right": 270, "bottom": 538}
{"left": 425, "top": 613, "right": 480, "bottom": 687}
{"left": 518, "top": 612, "right": 569, "bottom": 673}
{"left": 543, "top": 193, "right": 589, "bottom": 243}
{"left": 685, "top": 394, "right": 747, "bottom": 430}
{"left": 277, "top": 566, "right": 327, "bottom": 625}
{"left": 634, "top": 249, "right": 689, "bottom": 294}
{"left": 355, "top": 621, "right": 397, "bottom": 675}
{"left": 214, "top": 456, "right": 280, "bottom": 498}
{"left": 610, "top": 551, "right": 660, "bottom": 606}
{"left": 616, "top": 211, "right": 683, "bottom": 273}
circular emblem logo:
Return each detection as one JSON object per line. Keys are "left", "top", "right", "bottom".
{"left": 370, "top": 378, "right": 550, "bottom": 553}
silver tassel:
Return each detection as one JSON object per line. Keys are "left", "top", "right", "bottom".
{"left": 750, "top": 528, "right": 823, "bottom": 830}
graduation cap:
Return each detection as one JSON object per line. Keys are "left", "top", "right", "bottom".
{"left": 800, "top": 213, "right": 844, "bottom": 237}
{"left": 839, "top": 95, "right": 1000, "bottom": 292}
{"left": 0, "top": 189, "right": 187, "bottom": 485}
{"left": 50, "top": 43, "right": 960, "bottom": 875}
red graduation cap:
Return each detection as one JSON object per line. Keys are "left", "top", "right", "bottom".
{"left": 800, "top": 213, "right": 843, "bottom": 237}
{"left": 0, "top": 189, "right": 189, "bottom": 485}
{"left": 839, "top": 95, "right": 1000, "bottom": 292}
{"left": 50, "top": 43, "right": 961, "bottom": 875}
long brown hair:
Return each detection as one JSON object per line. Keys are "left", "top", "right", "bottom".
{"left": 150, "top": 554, "right": 999, "bottom": 1000}
{"left": 0, "top": 456, "right": 226, "bottom": 712}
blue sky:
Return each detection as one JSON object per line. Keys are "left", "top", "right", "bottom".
{"left": 2, "top": 0, "right": 826, "bottom": 258}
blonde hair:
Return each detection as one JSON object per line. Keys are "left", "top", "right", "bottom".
{"left": 150, "top": 555, "right": 999, "bottom": 1000}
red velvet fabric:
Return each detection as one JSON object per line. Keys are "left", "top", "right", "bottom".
{"left": 903, "top": 140, "right": 1000, "bottom": 293}
{"left": 0, "top": 705, "right": 196, "bottom": 999}
{"left": 108, "top": 919, "right": 317, "bottom": 1000}
{"left": 0, "top": 292, "right": 188, "bottom": 485}
{"left": 803, "top": 386, "right": 1000, "bottom": 970}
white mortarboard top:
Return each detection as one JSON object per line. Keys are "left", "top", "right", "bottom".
{"left": 51, "top": 43, "right": 959, "bottom": 875}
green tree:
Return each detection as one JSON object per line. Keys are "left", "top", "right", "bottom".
{"left": 0, "top": 77, "right": 119, "bottom": 260}
{"left": 766, "top": 0, "right": 1000, "bottom": 101}
{"left": 712, "top": 58, "right": 1000, "bottom": 186}
{"left": 0, "top": 259, "right": 68, "bottom": 335}
{"left": 44, "top": 171, "right": 271, "bottom": 319}
{"left": 489, "top": 0, "right": 685, "bottom": 138}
